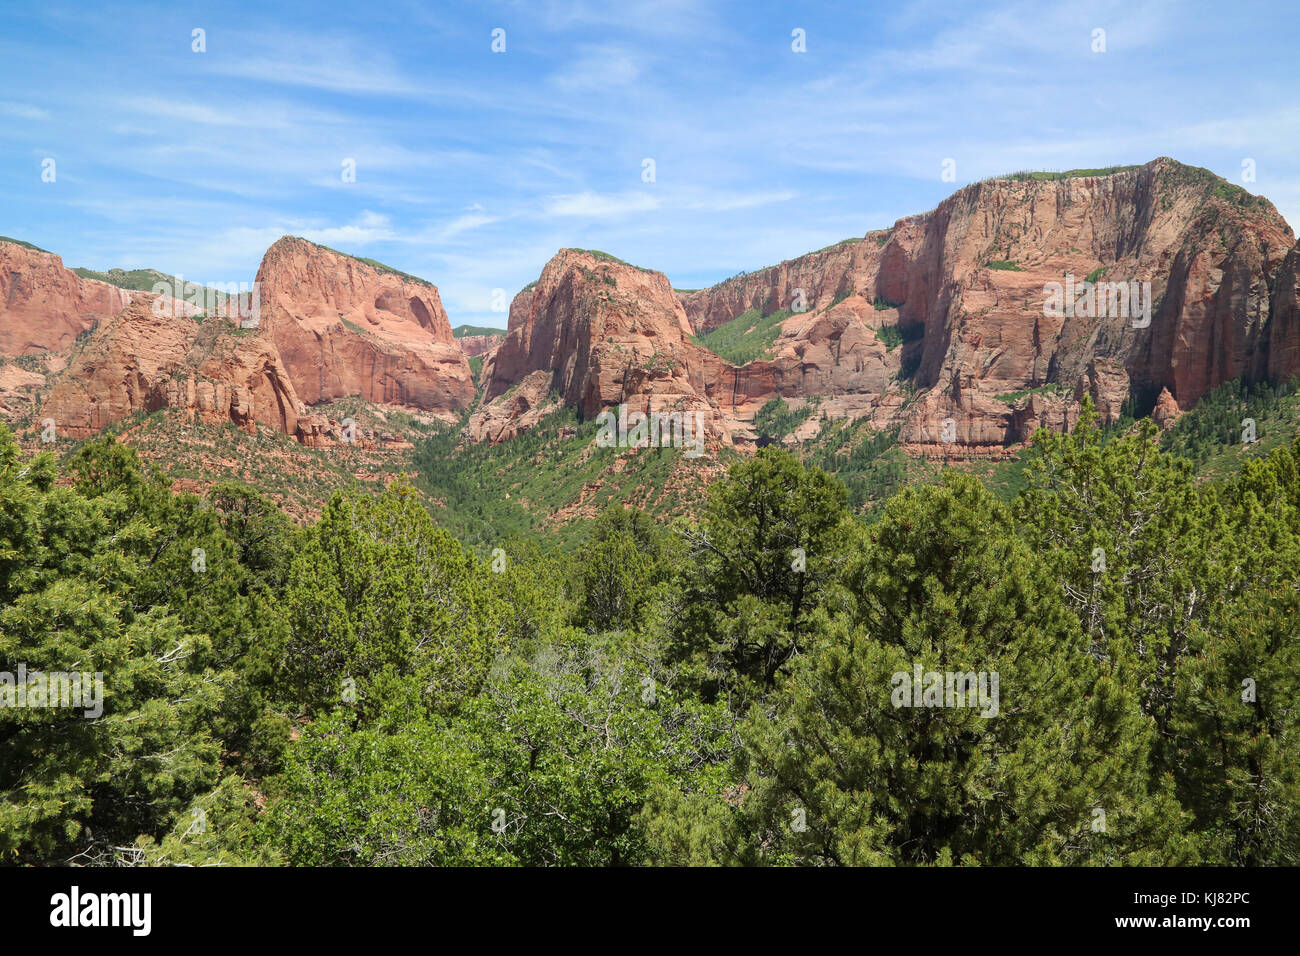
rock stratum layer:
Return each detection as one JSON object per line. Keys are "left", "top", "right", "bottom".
{"left": 9, "top": 158, "right": 1300, "bottom": 462}
{"left": 6, "top": 236, "right": 472, "bottom": 445}
{"left": 455, "top": 333, "right": 504, "bottom": 357}
{"left": 468, "top": 249, "right": 750, "bottom": 445}
{"left": 256, "top": 237, "right": 473, "bottom": 415}
{"left": 40, "top": 296, "right": 301, "bottom": 439}
{"left": 0, "top": 241, "right": 138, "bottom": 355}
{"left": 473, "top": 159, "right": 1299, "bottom": 456}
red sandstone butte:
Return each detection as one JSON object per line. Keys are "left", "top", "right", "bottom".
{"left": 468, "top": 249, "right": 740, "bottom": 444}
{"left": 255, "top": 237, "right": 474, "bottom": 420}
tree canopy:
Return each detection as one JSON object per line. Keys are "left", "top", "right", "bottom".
{"left": 3, "top": 405, "right": 1297, "bottom": 867}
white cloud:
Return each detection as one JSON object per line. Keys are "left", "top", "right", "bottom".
{"left": 550, "top": 45, "right": 642, "bottom": 90}
{"left": 0, "top": 101, "right": 49, "bottom": 120}
{"left": 117, "top": 95, "right": 352, "bottom": 130}
{"left": 545, "top": 190, "right": 661, "bottom": 218}
{"left": 300, "top": 211, "right": 396, "bottom": 246}
{"left": 432, "top": 212, "right": 501, "bottom": 242}
{"left": 201, "top": 33, "right": 421, "bottom": 96}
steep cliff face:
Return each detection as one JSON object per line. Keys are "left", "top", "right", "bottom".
{"left": 0, "top": 239, "right": 136, "bottom": 355}
{"left": 668, "top": 158, "right": 1297, "bottom": 454}
{"left": 1267, "top": 241, "right": 1300, "bottom": 382}
{"left": 255, "top": 237, "right": 474, "bottom": 418}
{"left": 39, "top": 296, "right": 303, "bottom": 439}
{"left": 0, "top": 364, "right": 48, "bottom": 421}
{"left": 703, "top": 294, "right": 905, "bottom": 426}
{"left": 888, "top": 159, "right": 1291, "bottom": 450}
{"left": 26, "top": 237, "right": 478, "bottom": 445}
{"left": 455, "top": 333, "right": 504, "bottom": 357}
{"left": 468, "top": 250, "right": 740, "bottom": 443}
{"left": 680, "top": 236, "right": 887, "bottom": 334}
{"left": 16, "top": 158, "right": 1300, "bottom": 464}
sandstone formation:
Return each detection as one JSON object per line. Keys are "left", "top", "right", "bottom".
{"left": 468, "top": 250, "right": 740, "bottom": 446}
{"left": 40, "top": 295, "right": 302, "bottom": 439}
{"left": 1266, "top": 241, "right": 1300, "bottom": 383}
{"left": 1152, "top": 387, "right": 1184, "bottom": 430}
{"left": 28, "top": 236, "right": 480, "bottom": 447}
{"left": 256, "top": 237, "right": 474, "bottom": 419}
{"left": 674, "top": 158, "right": 1296, "bottom": 455}
{"left": 13, "top": 158, "right": 1300, "bottom": 466}
{"left": 0, "top": 363, "right": 47, "bottom": 420}
{"left": 466, "top": 369, "right": 562, "bottom": 443}
{"left": 455, "top": 333, "right": 504, "bottom": 358}
{"left": 0, "top": 239, "right": 137, "bottom": 355}
{"left": 680, "top": 236, "right": 885, "bottom": 334}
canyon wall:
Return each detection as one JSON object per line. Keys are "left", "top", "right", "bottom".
{"left": 12, "top": 159, "right": 1300, "bottom": 460}
{"left": 256, "top": 237, "right": 474, "bottom": 417}
{"left": 0, "top": 240, "right": 137, "bottom": 355}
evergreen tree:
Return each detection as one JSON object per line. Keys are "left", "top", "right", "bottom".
{"left": 662, "top": 477, "right": 1193, "bottom": 865}
{"left": 672, "top": 448, "right": 855, "bottom": 698}
{"left": 1015, "top": 400, "right": 1229, "bottom": 740}
{"left": 0, "top": 429, "right": 235, "bottom": 864}
{"left": 575, "top": 507, "right": 678, "bottom": 634}
{"left": 278, "top": 483, "right": 509, "bottom": 721}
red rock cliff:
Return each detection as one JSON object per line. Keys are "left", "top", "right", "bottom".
{"left": 255, "top": 237, "right": 474, "bottom": 419}
{"left": 455, "top": 333, "right": 504, "bottom": 357}
{"left": 468, "top": 250, "right": 742, "bottom": 443}
{"left": 671, "top": 158, "right": 1297, "bottom": 454}
{"left": 0, "top": 240, "right": 136, "bottom": 355}
{"left": 40, "top": 295, "right": 302, "bottom": 439}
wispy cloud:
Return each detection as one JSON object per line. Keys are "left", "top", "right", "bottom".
{"left": 0, "top": 101, "right": 49, "bottom": 120}
{"left": 549, "top": 44, "right": 643, "bottom": 90}
{"left": 200, "top": 32, "right": 422, "bottom": 95}
{"left": 299, "top": 211, "right": 397, "bottom": 246}
{"left": 545, "top": 190, "right": 661, "bottom": 218}
{"left": 431, "top": 212, "right": 502, "bottom": 242}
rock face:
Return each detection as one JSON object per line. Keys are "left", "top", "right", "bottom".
{"left": 40, "top": 296, "right": 302, "bottom": 439}
{"left": 468, "top": 250, "right": 740, "bottom": 445}
{"left": 1152, "top": 387, "right": 1183, "bottom": 430}
{"left": 469, "top": 160, "right": 1298, "bottom": 456}
{"left": 455, "top": 333, "right": 504, "bottom": 357}
{"left": 669, "top": 158, "right": 1297, "bottom": 455}
{"left": 0, "top": 364, "right": 47, "bottom": 420}
{"left": 1267, "top": 241, "right": 1300, "bottom": 383}
{"left": 681, "top": 237, "right": 885, "bottom": 334}
{"left": 256, "top": 237, "right": 474, "bottom": 419}
{"left": 30, "top": 237, "right": 477, "bottom": 445}
{"left": 15, "top": 158, "right": 1300, "bottom": 465}
{"left": 0, "top": 240, "right": 137, "bottom": 355}
{"left": 466, "top": 369, "right": 561, "bottom": 443}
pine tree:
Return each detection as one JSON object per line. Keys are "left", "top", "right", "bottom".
{"left": 278, "top": 482, "right": 509, "bottom": 721}
{"left": 704, "top": 476, "right": 1194, "bottom": 865}
{"left": 672, "top": 447, "right": 855, "bottom": 698}
{"left": 0, "top": 429, "right": 233, "bottom": 863}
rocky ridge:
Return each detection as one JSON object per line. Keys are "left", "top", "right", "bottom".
{"left": 256, "top": 237, "right": 474, "bottom": 416}
{"left": 473, "top": 159, "right": 1299, "bottom": 457}
{"left": 8, "top": 158, "right": 1299, "bottom": 469}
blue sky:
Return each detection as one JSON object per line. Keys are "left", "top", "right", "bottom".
{"left": 2, "top": 0, "right": 1297, "bottom": 328}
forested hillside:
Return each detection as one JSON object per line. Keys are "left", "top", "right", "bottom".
{"left": 4, "top": 396, "right": 1297, "bottom": 866}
